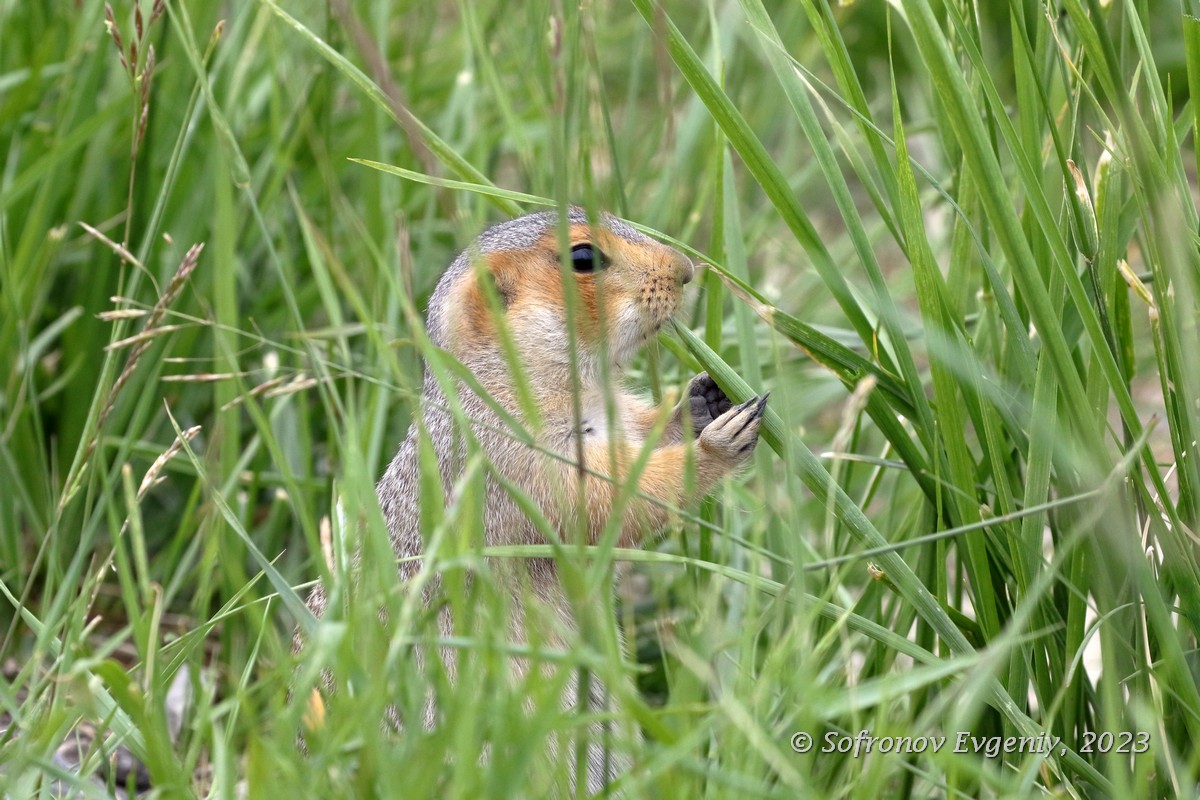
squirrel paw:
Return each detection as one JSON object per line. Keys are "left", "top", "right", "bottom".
{"left": 684, "top": 372, "right": 734, "bottom": 436}
{"left": 699, "top": 392, "right": 769, "bottom": 465}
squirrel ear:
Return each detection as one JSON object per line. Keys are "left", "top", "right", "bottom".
{"left": 480, "top": 268, "right": 515, "bottom": 310}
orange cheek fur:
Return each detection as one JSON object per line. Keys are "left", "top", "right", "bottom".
{"left": 451, "top": 249, "right": 605, "bottom": 352}
{"left": 495, "top": 243, "right": 604, "bottom": 344}
{"left": 450, "top": 279, "right": 495, "bottom": 352}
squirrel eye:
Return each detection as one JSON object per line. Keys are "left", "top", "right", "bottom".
{"left": 569, "top": 243, "right": 607, "bottom": 273}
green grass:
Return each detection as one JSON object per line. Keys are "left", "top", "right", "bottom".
{"left": 3, "top": 0, "right": 1200, "bottom": 797}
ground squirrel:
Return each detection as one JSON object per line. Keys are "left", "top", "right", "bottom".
{"left": 305, "top": 207, "right": 767, "bottom": 792}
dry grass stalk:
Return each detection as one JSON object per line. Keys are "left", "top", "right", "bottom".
{"left": 138, "top": 423, "right": 201, "bottom": 500}
{"left": 82, "top": 243, "right": 204, "bottom": 466}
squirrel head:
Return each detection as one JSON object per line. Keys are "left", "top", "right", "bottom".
{"left": 429, "top": 208, "right": 694, "bottom": 379}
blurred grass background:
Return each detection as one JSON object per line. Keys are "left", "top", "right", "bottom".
{"left": 3, "top": 0, "right": 1200, "bottom": 797}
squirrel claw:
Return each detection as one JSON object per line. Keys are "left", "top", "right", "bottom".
{"left": 700, "top": 390, "right": 766, "bottom": 463}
